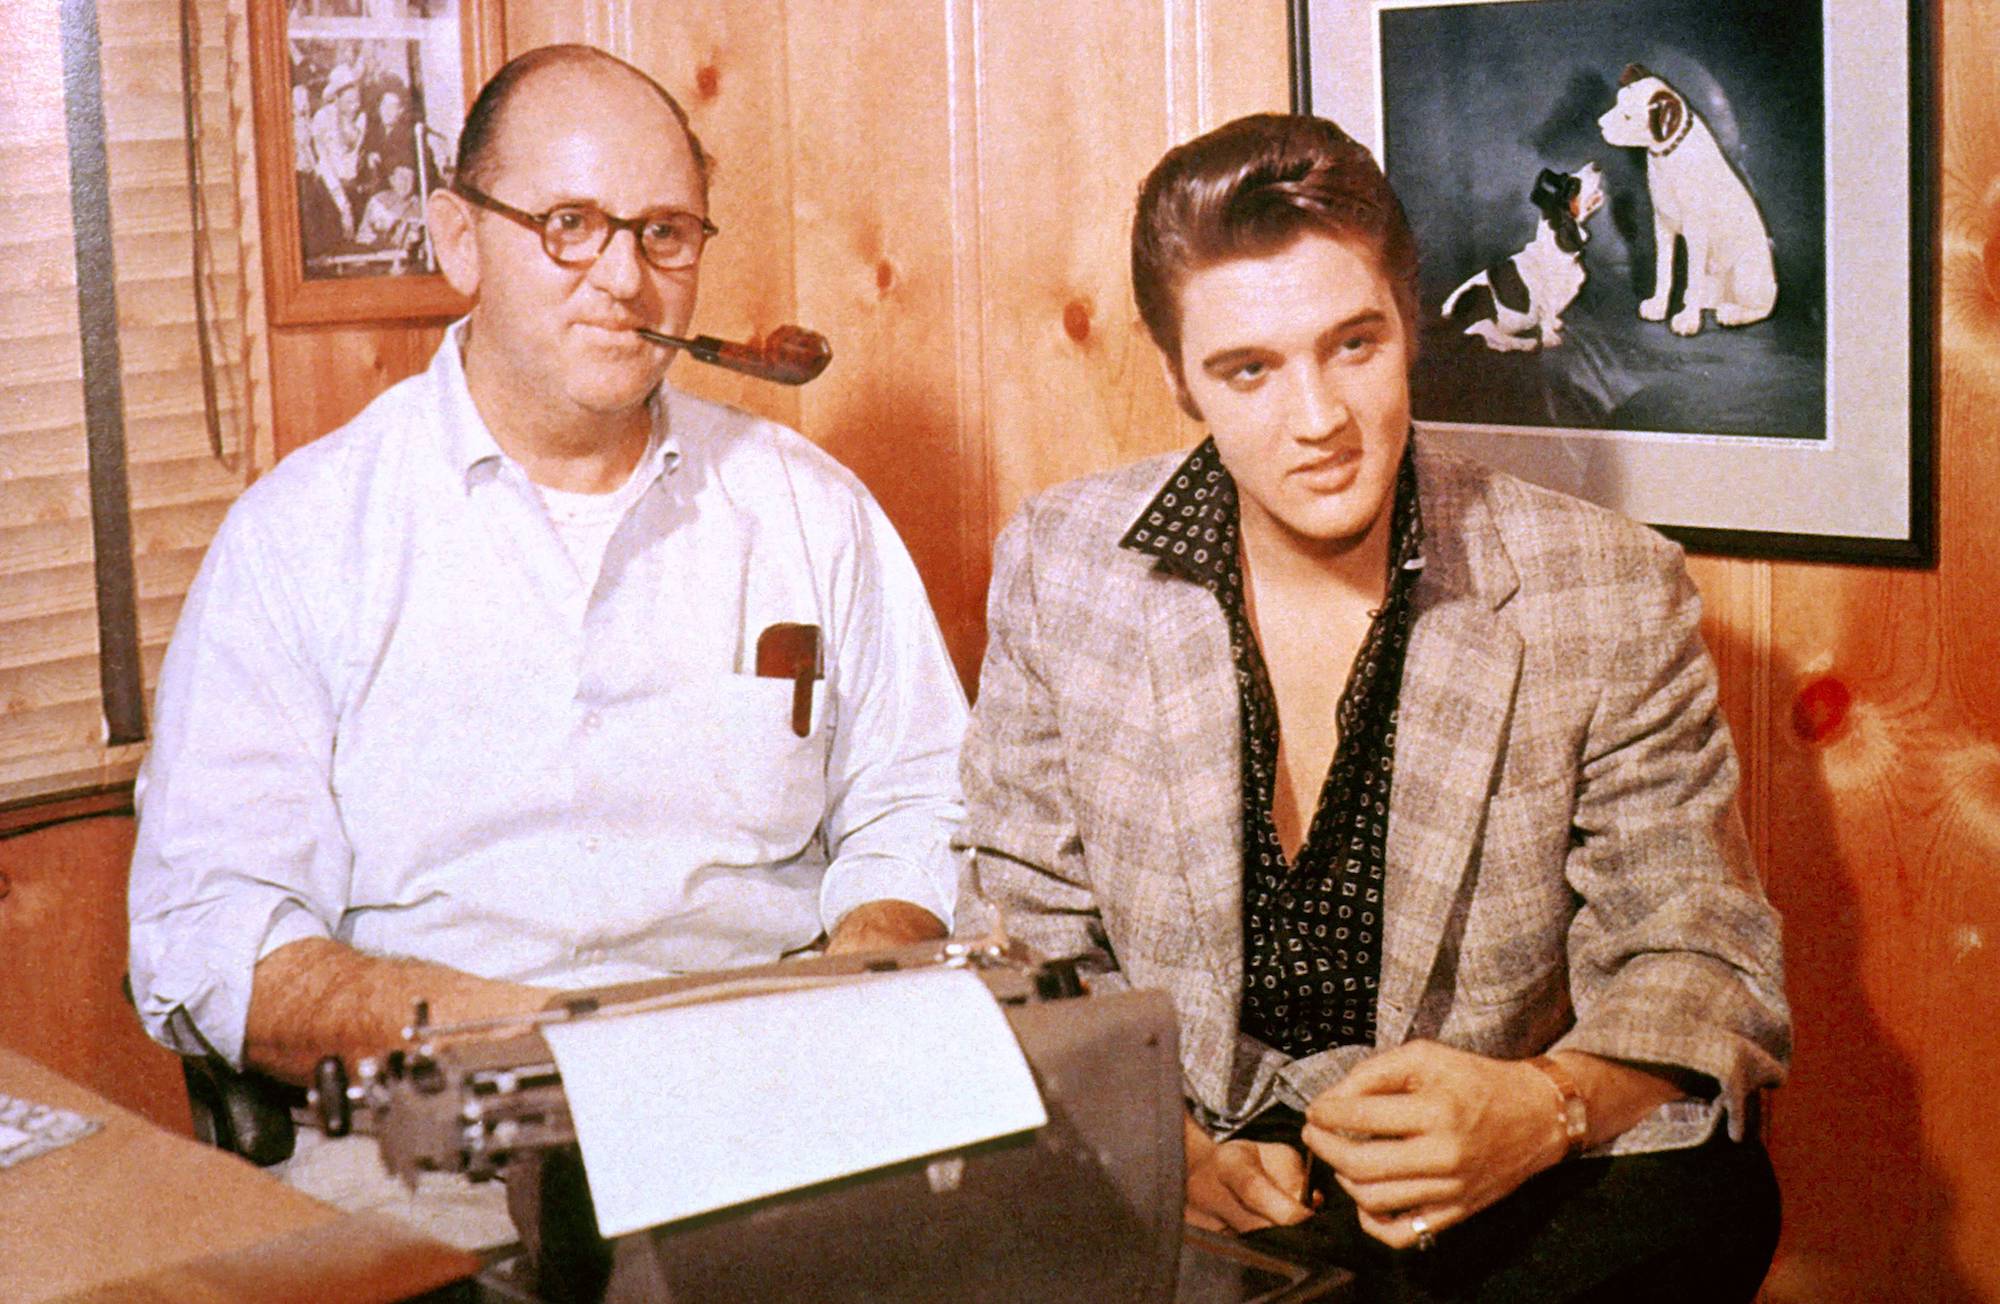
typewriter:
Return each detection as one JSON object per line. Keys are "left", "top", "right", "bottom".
{"left": 306, "top": 934, "right": 1347, "bottom": 1303}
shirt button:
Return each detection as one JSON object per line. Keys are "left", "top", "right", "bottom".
{"left": 583, "top": 835, "right": 601, "bottom": 853}
{"left": 582, "top": 711, "right": 603, "bottom": 731}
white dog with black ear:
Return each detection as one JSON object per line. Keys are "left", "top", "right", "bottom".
{"left": 1440, "top": 164, "right": 1605, "bottom": 353}
{"left": 1598, "top": 62, "right": 1777, "bottom": 336}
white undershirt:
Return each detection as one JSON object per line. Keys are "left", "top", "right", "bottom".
{"left": 536, "top": 436, "right": 661, "bottom": 585}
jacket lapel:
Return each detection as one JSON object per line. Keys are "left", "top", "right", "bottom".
{"left": 1136, "top": 565, "right": 1245, "bottom": 1109}
{"left": 1377, "top": 456, "right": 1523, "bottom": 1047}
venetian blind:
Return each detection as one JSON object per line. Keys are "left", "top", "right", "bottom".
{"left": 0, "top": 0, "right": 261, "bottom": 809}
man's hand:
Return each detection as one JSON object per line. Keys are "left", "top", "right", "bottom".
{"left": 823, "top": 899, "right": 947, "bottom": 955}
{"left": 1183, "top": 1113, "right": 1317, "bottom": 1233}
{"left": 1300, "top": 1041, "right": 1569, "bottom": 1250}
{"left": 1302, "top": 1042, "right": 1695, "bottom": 1249}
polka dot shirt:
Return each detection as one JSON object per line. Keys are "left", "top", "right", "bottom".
{"left": 1122, "top": 438, "right": 1425, "bottom": 1058}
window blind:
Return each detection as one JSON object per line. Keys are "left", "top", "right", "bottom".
{"left": 0, "top": 0, "right": 260, "bottom": 809}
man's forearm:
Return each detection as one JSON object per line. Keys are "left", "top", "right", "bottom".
{"left": 243, "top": 937, "right": 548, "bottom": 1085}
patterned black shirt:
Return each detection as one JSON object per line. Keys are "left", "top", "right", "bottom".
{"left": 1121, "top": 438, "right": 1425, "bottom": 1057}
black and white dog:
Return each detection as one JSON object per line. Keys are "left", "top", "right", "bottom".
{"left": 1440, "top": 164, "right": 1606, "bottom": 353}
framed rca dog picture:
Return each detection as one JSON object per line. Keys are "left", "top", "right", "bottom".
{"left": 1293, "top": 0, "right": 1936, "bottom": 565}
{"left": 248, "top": 0, "right": 505, "bottom": 326}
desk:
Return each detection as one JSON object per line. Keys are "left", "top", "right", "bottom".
{"left": 0, "top": 1046, "right": 480, "bottom": 1303}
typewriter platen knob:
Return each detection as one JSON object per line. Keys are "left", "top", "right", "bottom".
{"left": 312, "top": 1056, "right": 352, "bottom": 1137}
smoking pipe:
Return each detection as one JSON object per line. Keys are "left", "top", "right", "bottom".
{"left": 636, "top": 324, "right": 833, "bottom": 385}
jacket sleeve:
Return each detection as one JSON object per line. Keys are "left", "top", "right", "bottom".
{"left": 1555, "top": 541, "right": 1791, "bottom": 1146}
{"left": 954, "top": 508, "right": 1121, "bottom": 979}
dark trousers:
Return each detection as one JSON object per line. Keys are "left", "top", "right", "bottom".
{"left": 1238, "top": 1106, "right": 1780, "bottom": 1304}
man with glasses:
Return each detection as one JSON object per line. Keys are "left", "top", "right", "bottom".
{"left": 128, "top": 45, "right": 967, "bottom": 1245}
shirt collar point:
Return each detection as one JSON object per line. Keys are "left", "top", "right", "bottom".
{"left": 1121, "top": 438, "right": 1238, "bottom": 589}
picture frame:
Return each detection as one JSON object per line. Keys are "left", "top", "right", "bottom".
{"left": 247, "top": 0, "right": 505, "bottom": 326}
{"left": 1292, "top": 0, "right": 1936, "bottom": 565}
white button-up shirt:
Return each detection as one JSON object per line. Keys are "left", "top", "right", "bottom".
{"left": 128, "top": 326, "right": 969, "bottom": 1066}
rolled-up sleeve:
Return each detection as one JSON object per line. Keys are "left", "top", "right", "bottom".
{"left": 128, "top": 509, "right": 349, "bottom": 1068}
{"left": 813, "top": 490, "right": 969, "bottom": 934}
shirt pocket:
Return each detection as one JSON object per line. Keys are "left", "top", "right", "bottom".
{"left": 672, "top": 675, "right": 831, "bottom": 864}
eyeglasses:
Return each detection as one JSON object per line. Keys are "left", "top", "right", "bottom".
{"left": 453, "top": 183, "right": 718, "bottom": 272}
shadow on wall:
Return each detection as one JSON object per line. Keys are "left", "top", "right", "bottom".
{"left": 1706, "top": 621, "right": 1979, "bottom": 1303}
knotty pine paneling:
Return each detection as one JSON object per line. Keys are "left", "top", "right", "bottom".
{"left": 974, "top": 0, "right": 1198, "bottom": 526}
{"left": 619, "top": 4, "right": 802, "bottom": 434}
{"left": 783, "top": 1, "right": 985, "bottom": 681}
{"left": 496, "top": 0, "right": 591, "bottom": 53}
{"left": 1683, "top": 554, "right": 1771, "bottom": 852}
{"left": 1754, "top": 5, "right": 2000, "bottom": 1299}
{"left": 1194, "top": 1, "right": 1298, "bottom": 135}
{"left": 268, "top": 323, "right": 447, "bottom": 461}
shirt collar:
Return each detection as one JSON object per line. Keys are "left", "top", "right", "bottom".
{"left": 433, "top": 317, "right": 685, "bottom": 492}
{"left": 1120, "top": 435, "right": 1427, "bottom": 590}
{"left": 1119, "top": 437, "right": 1240, "bottom": 588}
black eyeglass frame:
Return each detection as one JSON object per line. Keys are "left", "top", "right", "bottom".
{"left": 452, "top": 182, "right": 719, "bottom": 271}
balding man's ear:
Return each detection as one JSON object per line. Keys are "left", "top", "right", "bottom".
{"left": 1159, "top": 352, "right": 1203, "bottom": 423}
{"left": 426, "top": 189, "right": 480, "bottom": 298}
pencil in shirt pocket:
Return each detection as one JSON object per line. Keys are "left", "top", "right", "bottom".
{"left": 755, "top": 622, "right": 822, "bottom": 737}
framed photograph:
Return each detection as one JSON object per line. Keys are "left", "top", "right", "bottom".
{"left": 1293, "top": 0, "right": 1935, "bottom": 565}
{"left": 248, "top": 0, "right": 505, "bottom": 326}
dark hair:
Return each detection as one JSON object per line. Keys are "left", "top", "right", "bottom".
{"left": 1131, "top": 113, "right": 1419, "bottom": 387}
{"left": 454, "top": 45, "right": 710, "bottom": 198}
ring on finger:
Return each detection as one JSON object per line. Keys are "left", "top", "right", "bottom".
{"left": 1410, "top": 1212, "right": 1437, "bottom": 1252}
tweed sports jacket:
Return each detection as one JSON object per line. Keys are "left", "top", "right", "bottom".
{"left": 958, "top": 438, "right": 1790, "bottom": 1155}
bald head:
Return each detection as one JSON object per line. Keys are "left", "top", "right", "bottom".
{"left": 455, "top": 45, "right": 709, "bottom": 200}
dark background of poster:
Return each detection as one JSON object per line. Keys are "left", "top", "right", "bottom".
{"left": 1378, "top": 0, "right": 1825, "bottom": 438}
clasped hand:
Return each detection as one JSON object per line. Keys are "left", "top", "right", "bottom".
{"left": 1181, "top": 1042, "right": 1568, "bottom": 1246}
{"left": 1300, "top": 1040, "right": 1567, "bottom": 1249}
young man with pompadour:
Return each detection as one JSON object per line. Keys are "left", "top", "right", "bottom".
{"left": 958, "top": 113, "right": 1789, "bottom": 1302}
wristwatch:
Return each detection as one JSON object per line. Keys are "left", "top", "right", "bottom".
{"left": 1527, "top": 1054, "right": 1589, "bottom": 1159}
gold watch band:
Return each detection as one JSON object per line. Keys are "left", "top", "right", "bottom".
{"left": 1527, "top": 1054, "right": 1589, "bottom": 1158}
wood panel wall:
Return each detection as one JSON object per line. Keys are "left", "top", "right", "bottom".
{"left": 1745, "top": 5, "right": 2000, "bottom": 1298}
{"left": 9, "top": 1, "right": 1998, "bottom": 1298}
